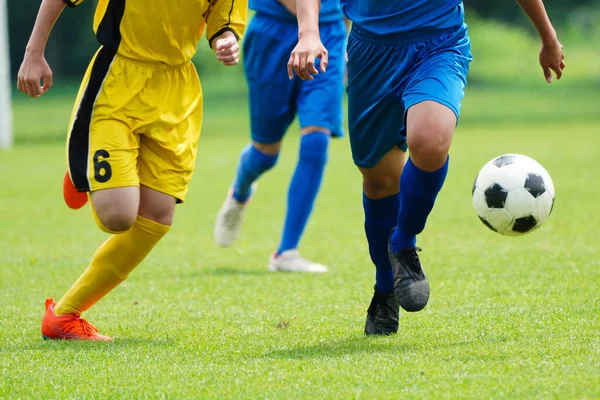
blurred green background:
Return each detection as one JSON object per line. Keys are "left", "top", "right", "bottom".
{"left": 6, "top": 1, "right": 600, "bottom": 144}
{"left": 7, "top": 1, "right": 600, "bottom": 84}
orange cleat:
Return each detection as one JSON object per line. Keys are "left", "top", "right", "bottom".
{"left": 63, "top": 171, "right": 88, "bottom": 210}
{"left": 41, "top": 298, "right": 112, "bottom": 341}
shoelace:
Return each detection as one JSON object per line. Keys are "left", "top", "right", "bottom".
{"left": 69, "top": 316, "right": 99, "bottom": 337}
{"left": 401, "top": 247, "right": 422, "bottom": 264}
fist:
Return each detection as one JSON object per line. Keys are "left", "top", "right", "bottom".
{"left": 213, "top": 31, "right": 240, "bottom": 66}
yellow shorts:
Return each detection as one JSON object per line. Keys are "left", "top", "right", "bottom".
{"left": 66, "top": 47, "right": 203, "bottom": 203}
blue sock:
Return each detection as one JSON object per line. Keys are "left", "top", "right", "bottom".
{"left": 391, "top": 156, "right": 449, "bottom": 251}
{"left": 363, "top": 192, "right": 399, "bottom": 293}
{"left": 232, "top": 144, "right": 278, "bottom": 203}
{"left": 277, "top": 132, "right": 329, "bottom": 254}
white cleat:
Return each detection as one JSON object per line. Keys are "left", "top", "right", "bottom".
{"left": 214, "top": 192, "right": 247, "bottom": 247}
{"left": 268, "top": 250, "right": 329, "bottom": 273}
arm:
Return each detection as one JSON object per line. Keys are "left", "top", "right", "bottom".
{"left": 17, "top": 0, "right": 67, "bottom": 97}
{"left": 287, "top": 0, "right": 328, "bottom": 80}
{"left": 297, "top": 0, "right": 320, "bottom": 42}
{"left": 204, "top": 0, "right": 248, "bottom": 66}
{"left": 515, "top": 0, "right": 565, "bottom": 83}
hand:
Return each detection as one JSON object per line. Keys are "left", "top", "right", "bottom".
{"left": 214, "top": 31, "right": 240, "bottom": 66}
{"left": 287, "top": 32, "right": 328, "bottom": 80}
{"left": 17, "top": 51, "right": 53, "bottom": 98}
{"left": 539, "top": 38, "right": 565, "bottom": 83}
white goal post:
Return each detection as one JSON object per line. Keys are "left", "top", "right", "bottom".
{"left": 0, "top": 0, "right": 13, "bottom": 149}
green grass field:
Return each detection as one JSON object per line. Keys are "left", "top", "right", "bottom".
{"left": 1, "top": 81, "right": 599, "bottom": 399}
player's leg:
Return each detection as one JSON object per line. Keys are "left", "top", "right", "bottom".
{"left": 42, "top": 188, "right": 142, "bottom": 341}
{"left": 215, "top": 139, "right": 281, "bottom": 246}
{"left": 231, "top": 140, "right": 281, "bottom": 205}
{"left": 388, "top": 26, "right": 472, "bottom": 313}
{"left": 47, "top": 187, "right": 170, "bottom": 316}
{"left": 346, "top": 26, "right": 411, "bottom": 335}
{"left": 52, "top": 59, "right": 205, "bottom": 338}
{"left": 215, "top": 14, "right": 296, "bottom": 247}
{"left": 268, "top": 126, "right": 330, "bottom": 273}
{"left": 359, "top": 148, "right": 406, "bottom": 335}
{"left": 269, "top": 20, "right": 346, "bottom": 273}
{"left": 391, "top": 101, "right": 455, "bottom": 250}
{"left": 41, "top": 51, "right": 161, "bottom": 340}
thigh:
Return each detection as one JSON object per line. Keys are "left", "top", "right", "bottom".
{"left": 140, "top": 62, "right": 203, "bottom": 204}
{"left": 67, "top": 48, "right": 145, "bottom": 193}
{"left": 244, "top": 15, "right": 298, "bottom": 144}
{"left": 298, "top": 20, "right": 346, "bottom": 138}
{"left": 402, "top": 26, "right": 472, "bottom": 127}
{"left": 346, "top": 28, "right": 409, "bottom": 169}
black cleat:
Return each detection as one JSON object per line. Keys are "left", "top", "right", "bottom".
{"left": 364, "top": 287, "right": 399, "bottom": 336}
{"left": 389, "top": 245, "right": 430, "bottom": 312}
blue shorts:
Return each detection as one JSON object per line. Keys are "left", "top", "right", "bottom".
{"left": 346, "top": 24, "right": 472, "bottom": 168}
{"left": 244, "top": 14, "right": 347, "bottom": 144}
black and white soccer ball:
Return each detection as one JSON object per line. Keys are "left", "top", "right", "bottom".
{"left": 472, "top": 154, "right": 555, "bottom": 236}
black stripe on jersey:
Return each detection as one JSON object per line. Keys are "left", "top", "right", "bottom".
{"left": 68, "top": 48, "right": 115, "bottom": 192}
{"left": 63, "top": 0, "right": 83, "bottom": 8}
{"left": 96, "top": 0, "right": 126, "bottom": 52}
{"left": 208, "top": 28, "right": 239, "bottom": 49}
{"left": 207, "top": 0, "right": 238, "bottom": 48}
{"left": 227, "top": 0, "right": 234, "bottom": 26}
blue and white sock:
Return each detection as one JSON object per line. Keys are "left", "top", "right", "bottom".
{"left": 390, "top": 156, "right": 449, "bottom": 251}
{"left": 232, "top": 144, "right": 278, "bottom": 203}
{"left": 277, "top": 132, "right": 329, "bottom": 254}
{"left": 363, "top": 192, "right": 399, "bottom": 293}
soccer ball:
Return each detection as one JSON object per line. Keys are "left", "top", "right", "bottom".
{"left": 471, "top": 154, "right": 555, "bottom": 236}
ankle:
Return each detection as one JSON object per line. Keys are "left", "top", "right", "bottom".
{"left": 390, "top": 227, "right": 416, "bottom": 252}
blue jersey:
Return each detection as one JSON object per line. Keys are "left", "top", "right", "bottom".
{"left": 340, "top": 0, "right": 464, "bottom": 36}
{"left": 249, "top": 0, "right": 343, "bottom": 24}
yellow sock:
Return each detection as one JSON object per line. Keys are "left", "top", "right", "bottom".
{"left": 54, "top": 215, "right": 170, "bottom": 315}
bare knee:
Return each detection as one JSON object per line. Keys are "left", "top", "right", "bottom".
{"left": 138, "top": 186, "right": 176, "bottom": 226}
{"left": 359, "top": 147, "right": 406, "bottom": 199}
{"left": 362, "top": 173, "right": 400, "bottom": 199}
{"left": 407, "top": 101, "right": 456, "bottom": 171}
{"left": 91, "top": 187, "right": 140, "bottom": 232}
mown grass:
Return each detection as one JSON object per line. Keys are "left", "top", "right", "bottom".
{"left": 1, "top": 81, "right": 598, "bottom": 399}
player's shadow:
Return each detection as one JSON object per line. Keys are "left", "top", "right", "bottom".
{"left": 261, "top": 333, "right": 505, "bottom": 360}
{"left": 15, "top": 337, "right": 175, "bottom": 352}
{"left": 177, "top": 267, "right": 270, "bottom": 278}
{"left": 206, "top": 267, "right": 270, "bottom": 276}
{"left": 261, "top": 336, "right": 413, "bottom": 360}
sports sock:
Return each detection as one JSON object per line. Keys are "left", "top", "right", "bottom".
{"left": 390, "top": 156, "right": 449, "bottom": 251}
{"left": 232, "top": 144, "right": 278, "bottom": 203}
{"left": 277, "top": 132, "right": 329, "bottom": 254}
{"left": 54, "top": 216, "right": 170, "bottom": 315}
{"left": 363, "top": 192, "right": 399, "bottom": 293}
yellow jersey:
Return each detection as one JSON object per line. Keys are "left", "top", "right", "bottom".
{"left": 65, "top": 0, "right": 247, "bottom": 65}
